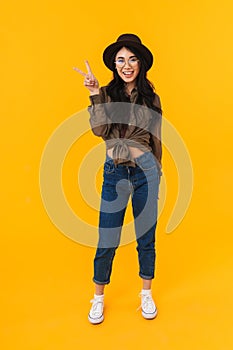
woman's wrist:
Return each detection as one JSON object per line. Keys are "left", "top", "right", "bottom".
{"left": 90, "top": 89, "right": 100, "bottom": 96}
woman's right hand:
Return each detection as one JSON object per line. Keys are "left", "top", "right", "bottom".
{"left": 73, "top": 60, "right": 99, "bottom": 95}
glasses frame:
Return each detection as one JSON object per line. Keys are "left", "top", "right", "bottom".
{"left": 114, "top": 57, "right": 140, "bottom": 68}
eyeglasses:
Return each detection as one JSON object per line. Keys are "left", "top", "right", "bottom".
{"left": 114, "top": 57, "right": 140, "bottom": 68}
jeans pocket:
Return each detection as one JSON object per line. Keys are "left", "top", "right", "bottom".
{"left": 104, "top": 160, "right": 115, "bottom": 174}
{"left": 135, "top": 152, "right": 157, "bottom": 171}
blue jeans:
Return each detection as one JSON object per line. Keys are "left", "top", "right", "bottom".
{"left": 93, "top": 151, "right": 161, "bottom": 284}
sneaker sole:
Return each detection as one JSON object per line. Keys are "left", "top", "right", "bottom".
{"left": 88, "top": 314, "right": 104, "bottom": 324}
{"left": 142, "top": 309, "right": 158, "bottom": 320}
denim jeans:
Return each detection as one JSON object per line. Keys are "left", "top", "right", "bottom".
{"left": 93, "top": 151, "right": 161, "bottom": 284}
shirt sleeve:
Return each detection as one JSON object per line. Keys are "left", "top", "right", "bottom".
{"left": 88, "top": 87, "right": 112, "bottom": 138}
{"left": 149, "top": 94, "right": 163, "bottom": 170}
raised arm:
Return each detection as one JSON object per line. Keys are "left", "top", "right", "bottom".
{"left": 73, "top": 61, "right": 111, "bottom": 137}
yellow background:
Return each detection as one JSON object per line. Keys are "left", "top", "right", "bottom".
{"left": 1, "top": 0, "right": 233, "bottom": 349}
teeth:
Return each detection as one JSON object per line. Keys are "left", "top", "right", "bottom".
{"left": 124, "top": 72, "right": 133, "bottom": 75}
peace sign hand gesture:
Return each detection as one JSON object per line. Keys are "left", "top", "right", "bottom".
{"left": 73, "top": 60, "right": 99, "bottom": 95}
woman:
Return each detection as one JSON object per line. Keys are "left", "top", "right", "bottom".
{"left": 74, "top": 34, "right": 162, "bottom": 324}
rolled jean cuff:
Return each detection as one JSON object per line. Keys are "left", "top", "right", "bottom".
{"left": 93, "top": 277, "right": 110, "bottom": 285}
{"left": 139, "top": 273, "right": 154, "bottom": 280}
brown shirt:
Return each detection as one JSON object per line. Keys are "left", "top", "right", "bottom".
{"left": 88, "top": 86, "right": 162, "bottom": 169}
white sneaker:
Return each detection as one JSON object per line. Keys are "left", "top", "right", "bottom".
{"left": 88, "top": 294, "right": 104, "bottom": 324}
{"left": 139, "top": 290, "right": 157, "bottom": 319}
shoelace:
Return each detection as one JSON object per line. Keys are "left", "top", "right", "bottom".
{"left": 137, "top": 293, "right": 155, "bottom": 312}
{"left": 90, "top": 298, "right": 103, "bottom": 316}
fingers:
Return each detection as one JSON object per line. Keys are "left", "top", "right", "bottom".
{"left": 73, "top": 66, "right": 86, "bottom": 77}
{"left": 73, "top": 60, "right": 99, "bottom": 90}
{"left": 85, "top": 73, "right": 95, "bottom": 86}
{"left": 85, "top": 60, "right": 92, "bottom": 74}
{"left": 73, "top": 60, "right": 92, "bottom": 77}
{"left": 84, "top": 60, "right": 95, "bottom": 84}
{"left": 84, "top": 76, "right": 97, "bottom": 87}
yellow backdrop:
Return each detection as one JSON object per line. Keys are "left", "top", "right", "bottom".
{"left": 1, "top": 0, "right": 233, "bottom": 349}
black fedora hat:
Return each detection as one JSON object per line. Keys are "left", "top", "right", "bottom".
{"left": 103, "top": 34, "right": 153, "bottom": 71}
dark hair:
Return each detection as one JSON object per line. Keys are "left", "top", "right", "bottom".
{"left": 106, "top": 45, "right": 162, "bottom": 114}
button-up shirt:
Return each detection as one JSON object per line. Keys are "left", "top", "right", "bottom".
{"left": 88, "top": 86, "right": 162, "bottom": 169}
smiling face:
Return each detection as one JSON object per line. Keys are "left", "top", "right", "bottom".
{"left": 114, "top": 47, "right": 140, "bottom": 89}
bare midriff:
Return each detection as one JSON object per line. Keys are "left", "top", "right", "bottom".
{"left": 107, "top": 146, "right": 145, "bottom": 159}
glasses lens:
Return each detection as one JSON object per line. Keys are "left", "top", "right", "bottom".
{"left": 115, "top": 58, "right": 139, "bottom": 67}
{"left": 129, "top": 58, "right": 138, "bottom": 65}
{"left": 115, "top": 59, "right": 125, "bottom": 67}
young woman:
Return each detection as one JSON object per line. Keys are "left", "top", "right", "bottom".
{"left": 74, "top": 34, "right": 162, "bottom": 324}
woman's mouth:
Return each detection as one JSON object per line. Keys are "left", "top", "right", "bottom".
{"left": 123, "top": 71, "right": 134, "bottom": 78}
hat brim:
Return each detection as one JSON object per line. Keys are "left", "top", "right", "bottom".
{"left": 103, "top": 40, "right": 153, "bottom": 71}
